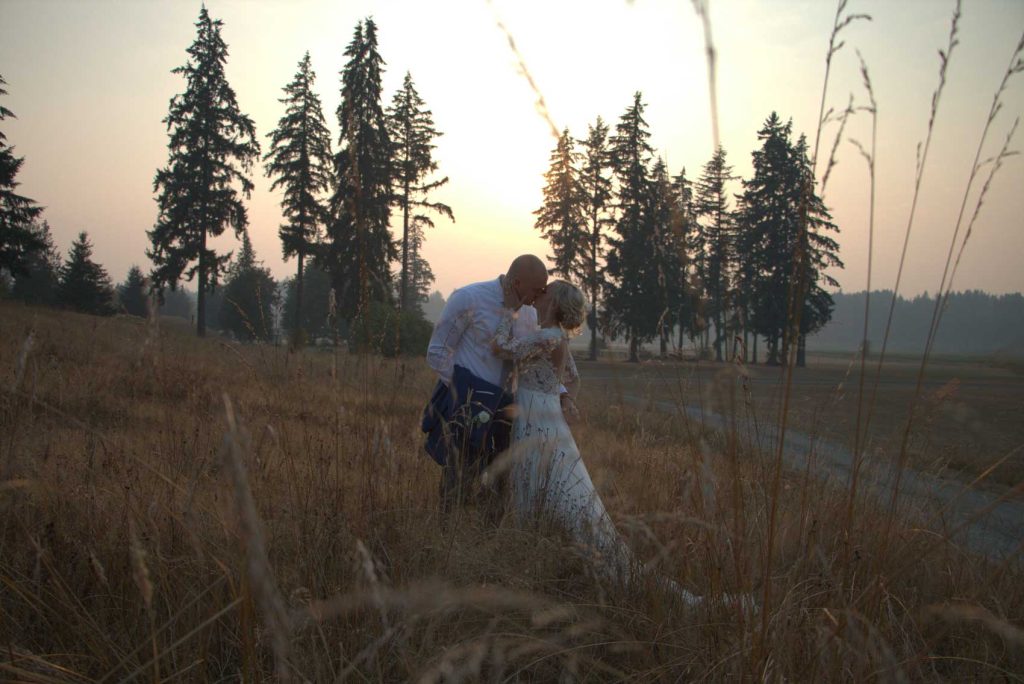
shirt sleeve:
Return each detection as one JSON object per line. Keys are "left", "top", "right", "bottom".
{"left": 426, "top": 288, "right": 473, "bottom": 384}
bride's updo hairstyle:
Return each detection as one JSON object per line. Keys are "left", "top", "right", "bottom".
{"left": 548, "top": 280, "right": 587, "bottom": 335}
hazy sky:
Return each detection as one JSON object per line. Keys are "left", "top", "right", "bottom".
{"left": 2, "top": 0, "right": 1022, "bottom": 299}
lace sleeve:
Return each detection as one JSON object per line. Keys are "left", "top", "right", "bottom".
{"left": 492, "top": 311, "right": 560, "bottom": 362}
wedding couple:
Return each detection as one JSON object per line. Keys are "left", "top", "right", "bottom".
{"left": 420, "top": 255, "right": 689, "bottom": 597}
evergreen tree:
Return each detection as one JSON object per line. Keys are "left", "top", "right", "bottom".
{"left": 579, "top": 117, "right": 614, "bottom": 360}
{"left": 264, "top": 51, "right": 333, "bottom": 345}
{"left": 58, "top": 231, "right": 114, "bottom": 315}
{"left": 11, "top": 220, "right": 60, "bottom": 306}
{"left": 534, "top": 127, "right": 586, "bottom": 282}
{"left": 791, "top": 133, "right": 842, "bottom": 366}
{"left": 323, "top": 18, "right": 394, "bottom": 323}
{"left": 148, "top": 7, "right": 260, "bottom": 337}
{"left": 736, "top": 113, "right": 796, "bottom": 364}
{"left": 648, "top": 159, "right": 684, "bottom": 356}
{"left": 0, "top": 75, "right": 45, "bottom": 278}
{"left": 220, "top": 230, "right": 277, "bottom": 341}
{"left": 118, "top": 265, "right": 149, "bottom": 317}
{"left": 694, "top": 146, "right": 737, "bottom": 361}
{"left": 736, "top": 117, "right": 842, "bottom": 366}
{"left": 386, "top": 71, "right": 452, "bottom": 313}
{"left": 670, "top": 168, "right": 699, "bottom": 350}
{"left": 406, "top": 219, "right": 435, "bottom": 312}
{"left": 282, "top": 263, "right": 333, "bottom": 341}
{"left": 604, "top": 92, "right": 660, "bottom": 362}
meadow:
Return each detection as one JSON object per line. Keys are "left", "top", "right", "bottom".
{"left": 2, "top": 300, "right": 1022, "bottom": 682}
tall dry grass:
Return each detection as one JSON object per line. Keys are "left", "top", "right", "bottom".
{"left": 2, "top": 0, "right": 1023, "bottom": 680}
{"left": 1, "top": 300, "right": 1021, "bottom": 681}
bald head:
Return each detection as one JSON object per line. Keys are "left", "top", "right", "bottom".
{"left": 506, "top": 254, "right": 549, "bottom": 305}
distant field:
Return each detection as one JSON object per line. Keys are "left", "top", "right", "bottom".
{"left": 573, "top": 352, "right": 1024, "bottom": 489}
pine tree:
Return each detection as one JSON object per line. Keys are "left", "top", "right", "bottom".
{"left": 670, "top": 168, "right": 698, "bottom": 350}
{"left": 579, "top": 117, "right": 614, "bottom": 360}
{"left": 148, "top": 7, "right": 261, "bottom": 337}
{"left": 220, "top": 230, "right": 277, "bottom": 341}
{"left": 264, "top": 51, "right": 333, "bottom": 345}
{"left": 0, "top": 75, "right": 45, "bottom": 278}
{"left": 118, "top": 265, "right": 149, "bottom": 317}
{"left": 11, "top": 220, "right": 61, "bottom": 306}
{"left": 58, "top": 231, "right": 114, "bottom": 315}
{"left": 736, "top": 113, "right": 796, "bottom": 364}
{"left": 282, "top": 263, "right": 333, "bottom": 341}
{"left": 604, "top": 92, "right": 660, "bottom": 362}
{"left": 324, "top": 18, "right": 394, "bottom": 323}
{"left": 535, "top": 128, "right": 586, "bottom": 283}
{"left": 648, "top": 158, "right": 683, "bottom": 356}
{"left": 791, "top": 133, "right": 842, "bottom": 366}
{"left": 694, "top": 146, "right": 737, "bottom": 361}
{"left": 387, "top": 71, "right": 452, "bottom": 313}
{"left": 406, "top": 220, "right": 435, "bottom": 312}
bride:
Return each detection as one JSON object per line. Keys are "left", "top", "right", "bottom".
{"left": 489, "top": 279, "right": 705, "bottom": 605}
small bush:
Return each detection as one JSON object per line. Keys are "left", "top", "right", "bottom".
{"left": 348, "top": 300, "right": 433, "bottom": 356}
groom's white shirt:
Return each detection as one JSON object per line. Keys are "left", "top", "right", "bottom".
{"left": 427, "top": 277, "right": 537, "bottom": 386}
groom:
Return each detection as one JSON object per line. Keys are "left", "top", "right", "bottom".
{"left": 422, "top": 254, "right": 568, "bottom": 513}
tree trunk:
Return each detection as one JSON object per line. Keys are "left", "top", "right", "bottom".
{"left": 629, "top": 334, "right": 639, "bottom": 363}
{"left": 399, "top": 183, "right": 410, "bottom": 312}
{"left": 678, "top": 307, "right": 685, "bottom": 350}
{"left": 589, "top": 298, "right": 598, "bottom": 361}
{"left": 753, "top": 334, "right": 759, "bottom": 364}
{"left": 197, "top": 229, "right": 207, "bottom": 337}
{"left": 294, "top": 251, "right": 305, "bottom": 345}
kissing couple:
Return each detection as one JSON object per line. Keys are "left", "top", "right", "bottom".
{"left": 421, "top": 254, "right": 719, "bottom": 605}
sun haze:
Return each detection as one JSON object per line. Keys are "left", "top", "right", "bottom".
{"left": 1, "top": 0, "right": 1021, "bottom": 297}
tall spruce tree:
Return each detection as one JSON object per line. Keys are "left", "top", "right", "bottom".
{"left": 671, "top": 168, "right": 698, "bottom": 350}
{"left": 736, "top": 113, "right": 796, "bottom": 364}
{"left": 324, "top": 18, "right": 394, "bottom": 323}
{"left": 264, "top": 51, "right": 333, "bottom": 344}
{"left": 58, "top": 231, "right": 114, "bottom": 315}
{"left": 118, "top": 265, "right": 149, "bottom": 317}
{"left": 535, "top": 128, "right": 586, "bottom": 282}
{"left": 11, "top": 220, "right": 60, "bottom": 306}
{"left": 605, "top": 92, "right": 660, "bottom": 362}
{"left": 282, "top": 263, "right": 333, "bottom": 341}
{"left": 648, "top": 159, "right": 684, "bottom": 356}
{"left": 148, "top": 7, "right": 260, "bottom": 337}
{"left": 791, "top": 133, "right": 842, "bottom": 366}
{"left": 405, "top": 220, "right": 435, "bottom": 312}
{"left": 0, "top": 75, "right": 45, "bottom": 278}
{"left": 386, "top": 71, "right": 452, "bottom": 313}
{"left": 579, "top": 117, "right": 614, "bottom": 360}
{"left": 694, "top": 146, "right": 737, "bottom": 361}
{"left": 220, "top": 230, "right": 277, "bottom": 341}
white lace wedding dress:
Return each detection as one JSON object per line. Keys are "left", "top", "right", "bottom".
{"left": 491, "top": 311, "right": 705, "bottom": 606}
{"left": 492, "top": 312, "right": 623, "bottom": 557}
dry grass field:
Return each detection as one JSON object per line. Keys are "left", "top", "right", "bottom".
{"left": 1, "top": 300, "right": 1022, "bottom": 682}
{"left": 577, "top": 351, "right": 1024, "bottom": 488}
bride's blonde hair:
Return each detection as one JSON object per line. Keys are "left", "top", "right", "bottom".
{"left": 548, "top": 280, "right": 586, "bottom": 335}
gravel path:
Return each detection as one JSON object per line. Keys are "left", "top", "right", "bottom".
{"left": 619, "top": 393, "right": 1023, "bottom": 560}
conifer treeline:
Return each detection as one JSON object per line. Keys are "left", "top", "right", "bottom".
{"left": 536, "top": 96, "right": 842, "bottom": 365}
{"left": 3, "top": 10, "right": 453, "bottom": 346}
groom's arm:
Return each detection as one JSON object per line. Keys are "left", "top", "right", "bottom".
{"left": 427, "top": 288, "right": 473, "bottom": 385}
